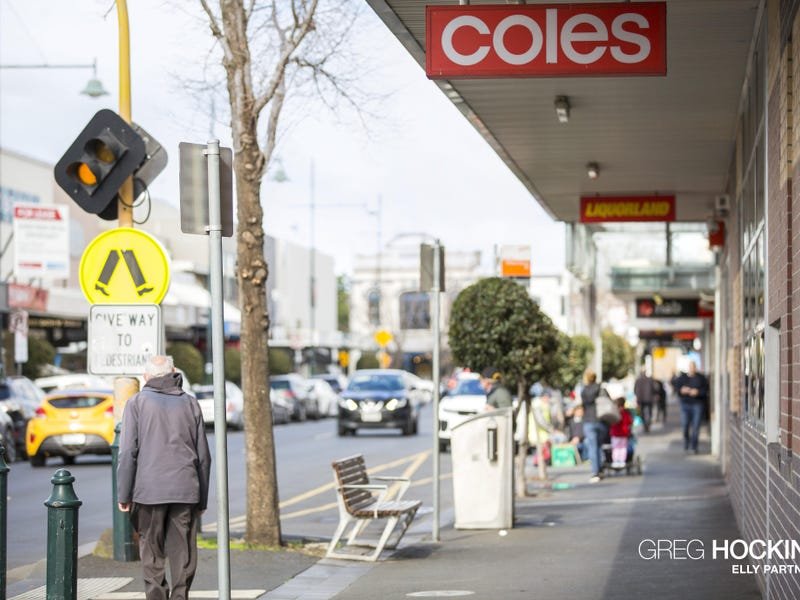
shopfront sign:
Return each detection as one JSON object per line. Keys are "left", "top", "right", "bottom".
{"left": 580, "top": 195, "right": 675, "bottom": 223}
{"left": 426, "top": 2, "right": 667, "bottom": 78}
{"left": 636, "top": 298, "right": 713, "bottom": 319}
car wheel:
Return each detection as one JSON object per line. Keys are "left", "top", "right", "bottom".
{"left": 30, "top": 453, "right": 45, "bottom": 467}
{"left": 63, "top": 456, "right": 75, "bottom": 466}
{"left": 402, "top": 419, "right": 414, "bottom": 436}
{"left": 337, "top": 423, "right": 348, "bottom": 436}
{"left": 438, "top": 440, "right": 449, "bottom": 453}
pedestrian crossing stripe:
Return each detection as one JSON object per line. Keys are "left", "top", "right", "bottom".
{"left": 79, "top": 228, "right": 170, "bottom": 305}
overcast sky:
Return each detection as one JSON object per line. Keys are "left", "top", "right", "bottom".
{"left": 0, "top": 0, "right": 565, "bottom": 276}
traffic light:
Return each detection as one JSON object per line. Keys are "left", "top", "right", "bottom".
{"left": 54, "top": 109, "right": 146, "bottom": 220}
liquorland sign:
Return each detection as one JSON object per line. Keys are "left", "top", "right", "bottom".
{"left": 580, "top": 195, "right": 675, "bottom": 223}
{"left": 426, "top": 2, "right": 666, "bottom": 78}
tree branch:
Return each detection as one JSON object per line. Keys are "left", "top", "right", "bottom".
{"left": 199, "top": 0, "right": 233, "bottom": 61}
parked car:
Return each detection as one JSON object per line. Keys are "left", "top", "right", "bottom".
{"left": 0, "top": 376, "right": 45, "bottom": 461}
{"left": 438, "top": 373, "right": 486, "bottom": 452}
{"left": 26, "top": 389, "right": 115, "bottom": 466}
{"left": 34, "top": 373, "right": 112, "bottom": 394}
{"left": 270, "top": 388, "right": 292, "bottom": 425}
{"left": 310, "top": 373, "right": 348, "bottom": 394}
{"left": 0, "top": 409, "right": 15, "bottom": 462}
{"left": 337, "top": 369, "right": 424, "bottom": 436}
{"left": 308, "top": 378, "right": 341, "bottom": 417}
{"left": 269, "top": 374, "right": 319, "bottom": 421}
{"left": 192, "top": 381, "right": 245, "bottom": 430}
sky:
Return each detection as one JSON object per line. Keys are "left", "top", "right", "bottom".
{"left": 0, "top": 0, "right": 565, "bottom": 277}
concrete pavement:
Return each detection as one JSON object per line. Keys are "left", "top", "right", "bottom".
{"left": 9, "top": 411, "right": 764, "bottom": 600}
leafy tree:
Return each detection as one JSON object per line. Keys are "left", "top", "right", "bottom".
{"left": 356, "top": 352, "right": 380, "bottom": 370}
{"left": 337, "top": 275, "right": 350, "bottom": 333}
{"left": 200, "top": 0, "right": 366, "bottom": 545}
{"left": 449, "top": 277, "right": 561, "bottom": 492}
{"left": 224, "top": 347, "right": 242, "bottom": 384}
{"left": 602, "top": 329, "right": 634, "bottom": 380}
{"left": 552, "top": 334, "right": 594, "bottom": 392}
{"left": 21, "top": 336, "right": 56, "bottom": 379}
{"left": 167, "top": 342, "right": 204, "bottom": 385}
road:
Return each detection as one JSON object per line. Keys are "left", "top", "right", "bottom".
{"left": 5, "top": 403, "right": 453, "bottom": 570}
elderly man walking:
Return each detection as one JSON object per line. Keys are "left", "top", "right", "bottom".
{"left": 117, "top": 355, "right": 211, "bottom": 600}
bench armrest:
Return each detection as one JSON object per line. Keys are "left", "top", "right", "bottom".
{"left": 372, "top": 476, "right": 411, "bottom": 500}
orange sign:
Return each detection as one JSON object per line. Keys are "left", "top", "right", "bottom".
{"left": 580, "top": 196, "right": 675, "bottom": 223}
{"left": 501, "top": 259, "right": 531, "bottom": 278}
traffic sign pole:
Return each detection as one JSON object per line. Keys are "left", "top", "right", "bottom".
{"left": 206, "top": 139, "right": 231, "bottom": 600}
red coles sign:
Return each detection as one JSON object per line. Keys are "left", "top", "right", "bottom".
{"left": 426, "top": 2, "right": 667, "bottom": 78}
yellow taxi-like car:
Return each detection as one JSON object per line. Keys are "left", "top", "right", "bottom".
{"left": 26, "top": 389, "right": 115, "bottom": 467}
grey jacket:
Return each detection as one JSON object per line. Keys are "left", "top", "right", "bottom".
{"left": 117, "top": 372, "right": 211, "bottom": 510}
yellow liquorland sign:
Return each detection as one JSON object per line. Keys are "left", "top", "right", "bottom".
{"left": 580, "top": 195, "right": 676, "bottom": 223}
{"left": 79, "top": 228, "right": 171, "bottom": 305}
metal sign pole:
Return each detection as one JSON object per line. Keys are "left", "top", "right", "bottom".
{"left": 432, "top": 241, "right": 442, "bottom": 543}
{"left": 205, "top": 139, "right": 231, "bottom": 600}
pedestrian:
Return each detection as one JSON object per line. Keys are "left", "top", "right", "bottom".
{"left": 633, "top": 368, "right": 654, "bottom": 432}
{"left": 565, "top": 403, "right": 588, "bottom": 461}
{"left": 673, "top": 360, "right": 709, "bottom": 454}
{"left": 652, "top": 378, "right": 667, "bottom": 423}
{"left": 579, "top": 369, "right": 607, "bottom": 483}
{"left": 117, "top": 355, "right": 211, "bottom": 600}
{"left": 480, "top": 366, "right": 513, "bottom": 410}
{"left": 609, "top": 398, "right": 633, "bottom": 468}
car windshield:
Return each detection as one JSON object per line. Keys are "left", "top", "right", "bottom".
{"left": 194, "top": 389, "right": 214, "bottom": 399}
{"left": 48, "top": 395, "right": 107, "bottom": 409}
{"left": 347, "top": 374, "right": 404, "bottom": 392}
{"left": 453, "top": 379, "right": 484, "bottom": 396}
{"left": 270, "top": 380, "right": 290, "bottom": 390}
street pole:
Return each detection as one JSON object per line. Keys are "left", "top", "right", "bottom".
{"left": 111, "top": 0, "right": 139, "bottom": 562}
{"left": 309, "top": 160, "right": 316, "bottom": 375}
{"left": 206, "top": 139, "right": 231, "bottom": 600}
{"left": 432, "top": 240, "right": 441, "bottom": 543}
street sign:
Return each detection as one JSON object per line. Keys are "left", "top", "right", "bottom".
{"left": 179, "top": 142, "right": 234, "bottom": 237}
{"left": 10, "top": 310, "right": 28, "bottom": 364}
{"left": 88, "top": 304, "right": 162, "bottom": 376}
{"left": 375, "top": 329, "right": 393, "bottom": 348}
{"left": 421, "top": 243, "right": 446, "bottom": 291}
{"left": 499, "top": 245, "right": 531, "bottom": 278}
{"left": 13, "top": 203, "right": 70, "bottom": 280}
{"left": 79, "top": 228, "right": 170, "bottom": 305}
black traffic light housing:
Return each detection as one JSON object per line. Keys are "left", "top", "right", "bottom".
{"left": 54, "top": 109, "right": 147, "bottom": 220}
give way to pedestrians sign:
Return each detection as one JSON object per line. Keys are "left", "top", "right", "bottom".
{"left": 88, "top": 304, "right": 163, "bottom": 376}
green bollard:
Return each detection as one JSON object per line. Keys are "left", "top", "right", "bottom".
{"left": 1, "top": 443, "right": 9, "bottom": 600}
{"left": 111, "top": 423, "right": 138, "bottom": 561}
{"left": 45, "top": 468, "right": 82, "bottom": 600}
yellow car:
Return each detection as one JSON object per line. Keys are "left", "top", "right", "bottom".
{"left": 26, "top": 389, "right": 115, "bottom": 467}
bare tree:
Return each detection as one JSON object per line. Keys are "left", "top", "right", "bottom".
{"left": 199, "top": 0, "right": 365, "bottom": 545}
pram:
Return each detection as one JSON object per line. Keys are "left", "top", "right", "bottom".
{"left": 601, "top": 413, "right": 643, "bottom": 476}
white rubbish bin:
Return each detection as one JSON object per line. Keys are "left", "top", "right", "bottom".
{"left": 450, "top": 407, "right": 514, "bottom": 529}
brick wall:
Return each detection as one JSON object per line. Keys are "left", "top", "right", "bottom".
{"left": 725, "top": 3, "right": 800, "bottom": 598}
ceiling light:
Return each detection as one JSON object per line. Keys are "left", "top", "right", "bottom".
{"left": 554, "top": 95, "right": 570, "bottom": 123}
{"left": 586, "top": 162, "right": 599, "bottom": 179}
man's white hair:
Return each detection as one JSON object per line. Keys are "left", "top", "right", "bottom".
{"left": 145, "top": 355, "right": 174, "bottom": 378}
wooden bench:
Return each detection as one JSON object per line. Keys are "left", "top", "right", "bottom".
{"left": 326, "top": 454, "right": 421, "bottom": 562}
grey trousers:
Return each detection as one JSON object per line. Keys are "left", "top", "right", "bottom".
{"left": 132, "top": 503, "right": 199, "bottom": 600}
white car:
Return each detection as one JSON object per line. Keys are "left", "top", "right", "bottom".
{"left": 437, "top": 373, "right": 486, "bottom": 451}
{"left": 308, "top": 379, "right": 341, "bottom": 417}
{"left": 192, "top": 381, "right": 245, "bottom": 430}
{"left": 34, "top": 373, "right": 112, "bottom": 394}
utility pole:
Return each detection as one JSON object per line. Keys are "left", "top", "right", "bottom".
{"left": 309, "top": 160, "right": 316, "bottom": 375}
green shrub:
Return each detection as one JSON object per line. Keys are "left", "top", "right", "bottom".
{"left": 224, "top": 348, "right": 242, "bottom": 384}
{"left": 21, "top": 335, "right": 56, "bottom": 379}
{"left": 268, "top": 347, "right": 293, "bottom": 375}
{"left": 356, "top": 352, "right": 380, "bottom": 369}
{"left": 167, "top": 342, "right": 204, "bottom": 385}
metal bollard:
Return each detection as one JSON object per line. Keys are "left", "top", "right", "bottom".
{"left": 45, "top": 468, "right": 82, "bottom": 600}
{"left": 1, "top": 444, "right": 9, "bottom": 599}
{"left": 110, "top": 423, "right": 138, "bottom": 561}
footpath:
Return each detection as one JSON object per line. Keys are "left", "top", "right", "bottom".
{"left": 8, "top": 411, "right": 763, "bottom": 600}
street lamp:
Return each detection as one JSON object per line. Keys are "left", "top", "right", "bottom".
{"left": 0, "top": 58, "right": 109, "bottom": 98}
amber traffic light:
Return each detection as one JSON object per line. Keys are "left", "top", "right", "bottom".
{"left": 54, "top": 109, "right": 146, "bottom": 220}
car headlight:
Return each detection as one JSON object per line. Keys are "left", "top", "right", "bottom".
{"left": 385, "top": 398, "right": 408, "bottom": 411}
{"left": 339, "top": 399, "right": 359, "bottom": 411}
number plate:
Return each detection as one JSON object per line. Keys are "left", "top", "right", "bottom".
{"left": 361, "top": 411, "right": 382, "bottom": 423}
{"left": 62, "top": 433, "right": 86, "bottom": 446}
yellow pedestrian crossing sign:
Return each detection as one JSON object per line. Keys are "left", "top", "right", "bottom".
{"left": 80, "top": 228, "right": 170, "bottom": 305}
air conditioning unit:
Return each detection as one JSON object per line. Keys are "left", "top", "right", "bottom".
{"left": 715, "top": 194, "right": 731, "bottom": 214}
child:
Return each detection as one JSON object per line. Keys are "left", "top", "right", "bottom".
{"left": 609, "top": 398, "right": 632, "bottom": 468}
